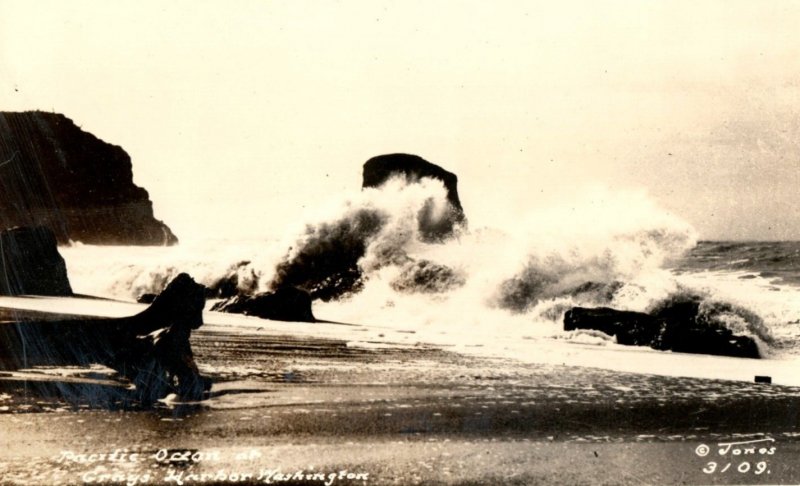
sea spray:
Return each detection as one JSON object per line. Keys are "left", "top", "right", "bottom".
{"left": 62, "top": 183, "right": 695, "bottom": 313}
{"left": 61, "top": 239, "right": 282, "bottom": 300}
{"left": 310, "top": 187, "right": 700, "bottom": 347}
{"left": 270, "top": 176, "right": 460, "bottom": 300}
{"left": 59, "top": 178, "right": 797, "bottom": 357}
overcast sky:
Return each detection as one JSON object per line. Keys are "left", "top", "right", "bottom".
{"left": 2, "top": 1, "right": 799, "bottom": 241}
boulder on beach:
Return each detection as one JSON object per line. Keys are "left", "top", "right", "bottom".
{"left": 212, "top": 287, "right": 315, "bottom": 322}
{"left": 563, "top": 307, "right": 662, "bottom": 346}
{"left": 564, "top": 304, "right": 761, "bottom": 359}
{"left": 0, "top": 273, "right": 211, "bottom": 402}
{"left": 649, "top": 295, "right": 764, "bottom": 358}
{"left": 363, "top": 153, "right": 466, "bottom": 240}
{"left": 0, "top": 226, "right": 73, "bottom": 296}
{"left": 0, "top": 111, "right": 177, "bottom": 245}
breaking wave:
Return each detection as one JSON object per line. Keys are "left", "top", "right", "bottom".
{"left": 60, "top": 179, "right": 705, "bottom": 331}
{"left": 59, "top": 172, "right": 800, "bottom": 357}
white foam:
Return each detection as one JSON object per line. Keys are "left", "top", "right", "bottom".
{"left": 47, "top": 181, "right": 800, "bottom": 385}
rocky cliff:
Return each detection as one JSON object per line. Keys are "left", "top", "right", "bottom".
{"left": 0, "top": 111, "right": 177, "bottom": 245}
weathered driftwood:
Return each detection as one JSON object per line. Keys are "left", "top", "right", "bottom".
{"left": 0, "top": 273, "right": 211, "bottom": 402}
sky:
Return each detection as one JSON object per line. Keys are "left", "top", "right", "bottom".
{"left": 1, "top": 0, "right": 799, "bottom": 241}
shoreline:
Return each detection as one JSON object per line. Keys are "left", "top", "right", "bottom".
{"left": 4, "top": 294, "right": 800, "bottom": 387}
{"left": 1, "top": 301, "right": 800, "bottom": 484}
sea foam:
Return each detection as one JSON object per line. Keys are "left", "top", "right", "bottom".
{"left": 59, "top": 179, "right": 716, "bottom": 351}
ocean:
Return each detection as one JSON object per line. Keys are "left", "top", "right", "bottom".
{"left": 669, "top": 242, "right": 800, "bottom": 356}
{"left": 5, "top": 182, "right": 800, "bottom": 486}
{"left": 55, "top": 179, "right": 800, "bottom": 372}
{"left": 674, "top": 241, "right": 800, "bottom": 285}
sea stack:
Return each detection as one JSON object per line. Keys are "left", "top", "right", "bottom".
{"left": 363, "top": 153, "right": 466, "bottom": 240}
{"left": 0, "top": 111, "right": 177, "bottom": 245}
{"left": 265, "top": 154, "right": 468, "bottom": 302}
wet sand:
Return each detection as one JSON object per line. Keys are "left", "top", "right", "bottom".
{"left": 1, "top": 306, "right": 800, "bottom": 485}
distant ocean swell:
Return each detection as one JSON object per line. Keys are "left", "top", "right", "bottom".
{"left": 672, "top": 241, "right": 800, "bottom": 286}
{"left": 59, "top": 179, "right": 800, "bottom": 357}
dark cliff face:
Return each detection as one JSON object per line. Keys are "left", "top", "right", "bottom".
{"left": 0, "top": 111, "right": 177, "bottom": 245}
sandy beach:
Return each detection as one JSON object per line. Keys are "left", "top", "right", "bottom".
{"left": 1, "top": 302, "right": 800, "bottom": 485}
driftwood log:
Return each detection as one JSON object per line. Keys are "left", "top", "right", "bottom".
{"left": 0, "top": 273, "right": 211, "bottom": 402}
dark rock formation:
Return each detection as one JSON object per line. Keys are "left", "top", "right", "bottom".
{"left": 136, "top": 293, "right": 157, "bottom": 304}
{"left": 0, "top": 273, "right": 211, "bottom": 402}
{"left": 564, "top": 304, "right": 761, "bottom": 359}
{"left": 211, "top": 287, "right": 315, "bottom": 322}
{"left": 0, "top": 226, "right": 73, "bottom": 296}
{"left": 363, "top": 153, "right": 466, "bottom": 240}
{"left": 648, "top": 295, "right": 764, "bottom": 358}
{"left": 0, "top": 111, "right": 177, "bottom": 245}
{"left": 564, "top": 307, "right": 663, "bottom": 346}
